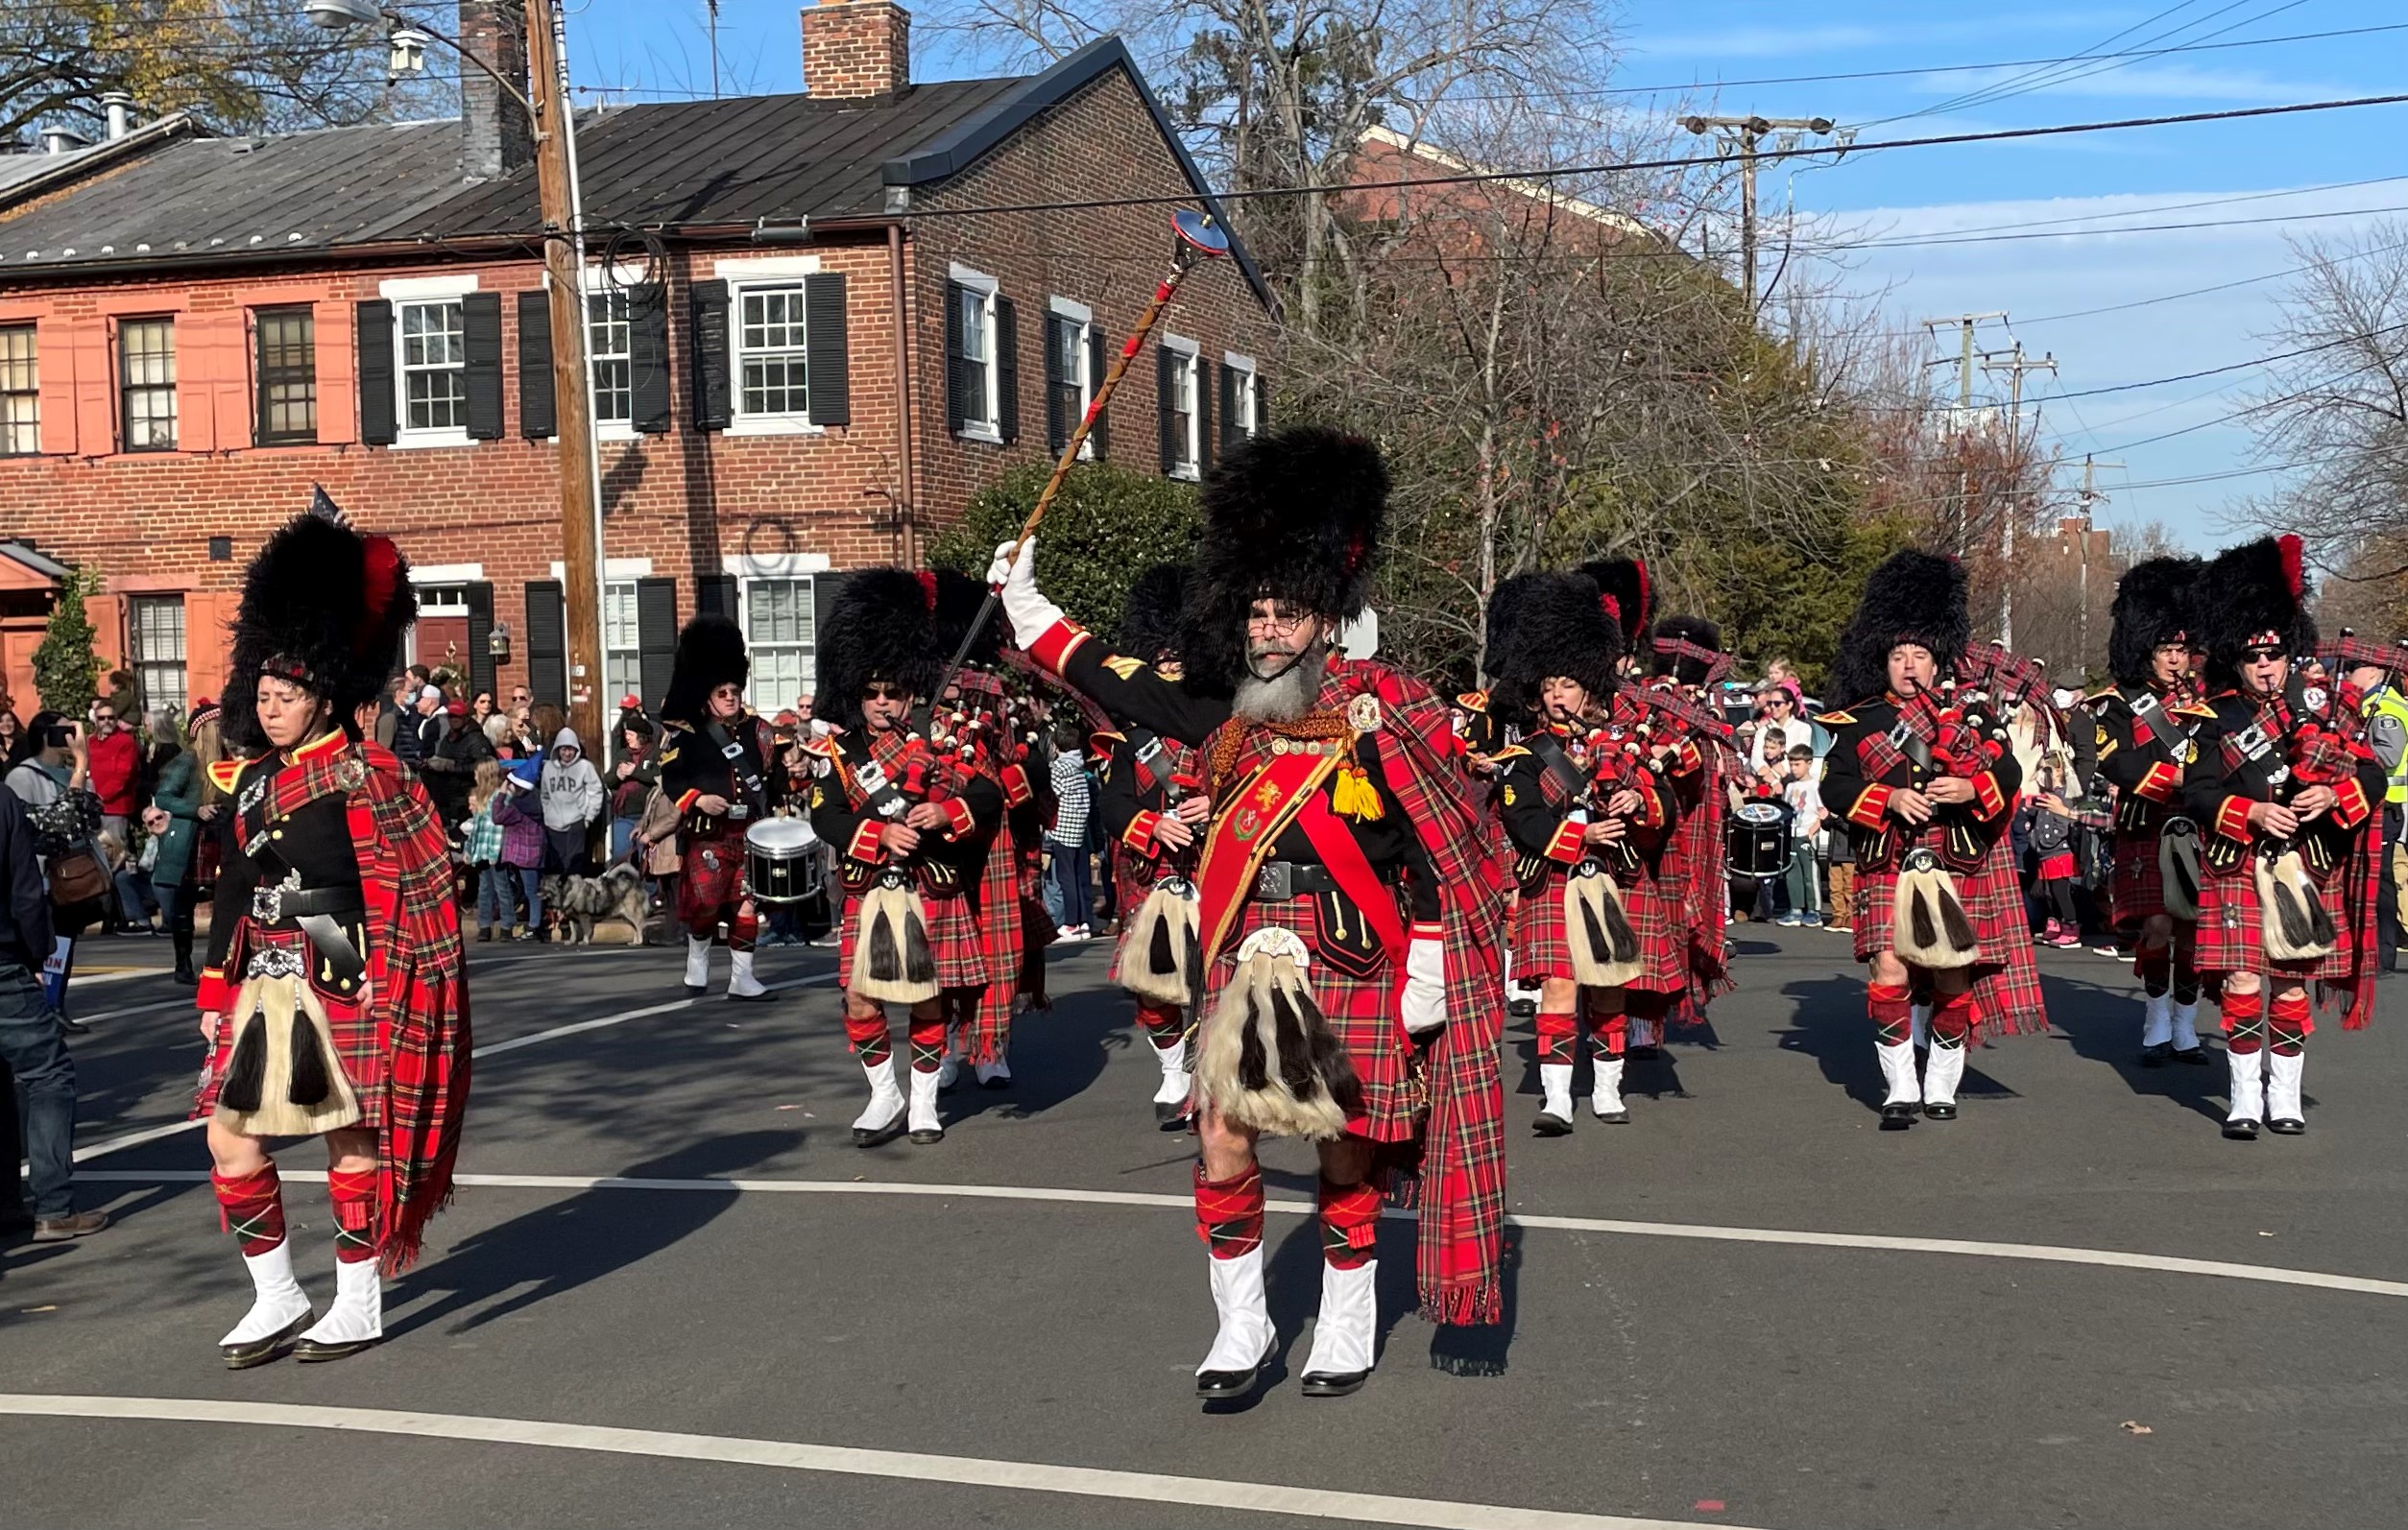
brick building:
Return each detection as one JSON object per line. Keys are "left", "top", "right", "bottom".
{"left": 0, "top": 0, "right": 1274, "bottom": 728}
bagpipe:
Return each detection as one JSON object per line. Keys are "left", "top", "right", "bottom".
{"left": 1560, "top": 697, "right": 1656, "bottom": 989}
{"left": 1886, "top": 681, "right": 2006, "bottom": 971}
{"left": 2223, "top": 693, "right": 2368, "bottom": 963}
{"left": 839, "top": 727, "right": 971, "bottom": 1008}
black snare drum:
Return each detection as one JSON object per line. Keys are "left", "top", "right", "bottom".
{"left": 1725, "top": 801, "right": 1792, "bottom": 880}
{"left": 744, "top": 817, "right": 822, "bottom": 905}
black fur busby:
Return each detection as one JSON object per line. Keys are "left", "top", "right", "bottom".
{"left": 1186, "top": 426, "right": 1386, "bottom": 688}
{"left": 2107, "top": 555, "right": 2203, "bottom": 689}
{"left": 223, "top": 490, "right": 416, "bottom": 753}
{"left": 819, "top": 566, "right": 941, "bottom": 727}
{"left": 1117, "top": 562, "right": 1192, "bottom": 663}
{"left": 1649, "top": 614, "right": 1725, "bottom": 684}
{"left": 1829, "top": 549, "right": 1970, "bottom": 706}
{"left": 2199, "top": 535, "right": 2315, "bottom": 688}
{"left": 659, "top": 614, "right": 751, "bottom": 730}
{"left": 1578, "top": 557, "right": 1653, "bottom": 648}
{"left": 1485, "top": 570, "right": 1624, "bottom": 705}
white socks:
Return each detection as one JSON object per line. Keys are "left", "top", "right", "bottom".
{"left": 685, "top": 935, "right": 711, "bottom": 989}
{"left": 1197, "top": 1248, "right": 1276, "bottom": 1375}
{"left": 854, "top": 1057, "right": 903, "bottom": 1133}
{"left": 221, "top": 1241, "right": 312, "bottom": 1347}
{"left": 2141, "top": 992, "right": 2174, "bottom": 1049}
{"left": 299, "top": 1256, "right": 382, "bottom": 1347}
{"left": 727, "top": 946, "right": 766, "bottom": 998}
{"left": 1876, "top": 1040, "right": 1923, "bottom": 1108}
{"left": 1538, "top": 1063, "right": 1574, "bottom": 1123}
{"left": 1302, "top": 1259, "right": 1378, "bottom": 1378}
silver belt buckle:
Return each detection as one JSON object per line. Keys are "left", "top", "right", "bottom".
{"left": 1254, "top": 862, "right": 1293, "bottom": 900}
{"left": 251, "top": 871, "right": 301, "bottom": 923}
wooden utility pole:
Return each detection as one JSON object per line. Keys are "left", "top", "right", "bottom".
{"left": 1684, "top": 113, "right": 1841, "bottom": 311}
{"left": 2075, "top": 455, "right": 2124, "bottom": 669}
{"left": 1921, "top": 311, "right": 2007, "bottom": 560}
{"left": 1981, "top": 340, "right": 2058, "bottom": 651}
{"left": 523, "top": 0, "right": 606, "bottom": 755}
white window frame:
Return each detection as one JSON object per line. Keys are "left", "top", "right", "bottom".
{"left": 0, "top": 323, "right": 38, "bottom": 456}
{"left": 1048, "top": 296, "right": 1095, "bottom": 460}
{"left": 951, "top": 263, "right": 1001, "bottom": 445}
{"left": 581, "top": 273, "right": 636, "bottom": 441}
{"left": 1162, "top": 332, "right": 1200, "bottom": 482}
{"left": 1223, "top": 350, "right": 1261, "bottom": 442}
{"left": 726, "top": 279, "right": 819, "bottom": 438}
{"left": 392, "top": 298, "right": 471, "bottom": 449}
{"left": 127, "top": 594, "right": 186, "bottom": 719}
{"left": 736, "top": 575, "right": 820, "bottom": 714}
{"left": 405, "top": 582, "right": 471, "bottom": 669}
{"left": 602, "top": 580, "right": 642, "bottom": 706}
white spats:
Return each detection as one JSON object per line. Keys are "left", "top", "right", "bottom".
{"left": 727, "top": 947, "right": 767, "bottom": 999}
{"left": 1876, "top": 1040, "right": 1922, "bottom": 1108}
{"left": 975, "top": 1060, "right": 1011, "bottom": 1088}
{"left": 1196, "top": 1247, "right": 1276, "bottom": 1376}
{"left": 935, "top": 1049, "right": 961, "bottom": 1090}
{"left": 219, "top": 1242, "right": 311, "bottom": 1348}
{"left": 684, "top": 935, "right": 711, "bottom": 989}
{"left": 2170, "top": 1001, "right": 2203, "bottom": 1053}
{"left": 1923, "top": 1041, "right": 1966, "bottom": 1109}
{"left": 2265, "top": 1048, "right": 2305, "bottom": 1129}
{"left": 1589, "top": 1057, "right": 1626, "bottom": 1121}
{"left": 853, "top": 1058, "right": 903, "bottom": 1134}
{"left": 299, "top": 1256, "right": 381, "bottom": 1347}
{"left": 1152, "top": 1043, "right": 1191, "bottom": 1108}
{"left": 906, "top": 1064, "right": 944, "bottom": 1141}
{"left": 2227, "top": 1046, "right": 2266, "bottom": 1127}
{"left": 1301, "top": 1259, "right": 1378, "bottom": 1379}
{"left": 2141, "top": 992, "right": 2174, "bottom": 1049}
{"left": 1537, "top": 1063, "right": 1574, "bottom": 1125}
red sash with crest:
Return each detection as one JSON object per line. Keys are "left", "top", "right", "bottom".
{"left": 1194, "top": 749, "right": 1340, "bottom": 961}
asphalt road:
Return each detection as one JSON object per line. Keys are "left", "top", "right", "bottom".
{"left": 4, "top": 926, "right": 2403, "bottom": 1530}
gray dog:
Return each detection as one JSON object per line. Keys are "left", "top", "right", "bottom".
{"left": 541, "top": 863, "right": 650, "bottom": 945}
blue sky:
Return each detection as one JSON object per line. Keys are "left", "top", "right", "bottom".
{"left": 557, "top": 1, "right": 2407, "bottom": 549}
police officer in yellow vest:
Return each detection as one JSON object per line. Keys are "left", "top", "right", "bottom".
{"left": 2332, "top": 633, "right": 2408, "bottom": 972}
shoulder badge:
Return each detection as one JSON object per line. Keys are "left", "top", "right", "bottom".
{"left": 1502, "top": 784, "right": 1517, "bottom": 806}
{"left": 335, "top": 755, "right": 367, "bottom": 792}
{"left": 1103, "top": 655, "right": 1147, "bottom": 681}
{"left": 1816, "top": 709, "right": 1855, "bottom": 727}
{"left": 1347, "top": 692, "right": 1384, "bottom": 732}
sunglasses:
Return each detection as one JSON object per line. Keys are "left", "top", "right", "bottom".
{"left": 862, "top": 684, "right": 907, "bottom": 701}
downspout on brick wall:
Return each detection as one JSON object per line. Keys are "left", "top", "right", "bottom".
{"left": 888, "top": 223, "right": 915, "bottom": 565}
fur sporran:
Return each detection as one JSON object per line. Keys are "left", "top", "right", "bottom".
{"left": 1115, "top": 881, "right": 1199, "bottom": 1008}
{"left": 1564, "top": 866, "right": 1645, "bottom": 989}
{"left": 213, "top": 974, "right": 362, "bottom": 1137}
{"left": 1196, "top": 928, "right": 1362, "bottom": 1140}
{"left": 1890, "top": 847, "right": 1980, "bottom": 968}
{"left": 2254, "top": 848, "right": 2338, "bottom": 962}
{"left": 2157, "top": 816, "right": 2203, "bottom": 921}
{"left": 853, "top": 879, "right": 940, "bottom": 1005}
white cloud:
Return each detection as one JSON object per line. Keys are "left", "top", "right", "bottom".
{"left": 1634, "top": 11, "right": 2142, "bottom": 60}
{"left": 1910, "top": 63, "right": 2353, "bottom": 104}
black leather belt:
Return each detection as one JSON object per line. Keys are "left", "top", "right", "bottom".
{"left": 1253, "top": 860, "right": 1403, "bottom": 901}
{"left": 250, "top": 883, "right": 365, "bottom": 925}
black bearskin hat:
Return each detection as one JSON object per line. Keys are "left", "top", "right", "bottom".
{"left": 1649, "top": 614, "right": 1724, "bottom": 684}
{"left": 659, "top": 614, "right": 750, "bottom": 729}
{"left": 1578, "top": 557, "right": 1653, "bottom": 648}
{"left": 819, "top": 566, "right": 941, "bottom": 727}
{"left": 2199, "top": 535, "right": 2315, "bottom": 688}
{"left": 1829, "top": 549, "right": 1970, "bottom": 706}
{"left": 224, "top": 490, "right": 417, "bottom": 753}
{"left": 928, "top": 567, "right": 1000, "bottom": 673}
{"left": 1486, "top": 570, "right": 1624, "bottom": 704}
{"left": 1186, "top": 426, "right": 1385, "bottom": 687}
{"left": 2107, "top": 555, "right": 2202, "bottom": 689}
{"left": 1117, "top": 562, "right": 1191, "bottom": 663}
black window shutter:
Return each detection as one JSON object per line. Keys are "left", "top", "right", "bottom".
{"left": 518, "top": 289, "right": 555, "bottom": 439}
{"left": 463, "top": 292, "right": 504, "bottom": 440}
{"left": 1156, "top": 344, "right": 1176, "bottom": 475}
{"left": 809, "top": 571, "right": 844, "bottom": 702}
{"left": 524, "top": 580, "right": 566, "bottom": 708}
{"left": 1256, "top": 379, "right": 1268, "bottom": 432}
{"left": 1218, "top": 361, "right": 1240, "bottom": 451}
{"left": 466, "top": 581, "right": 496, "bottom": 701}
{"left": 1196, "top": 356, "right": 1215, "bottom": 474}
{"left": 1088, "top": 327, "right": 1109, "bottom": 460}
{"left": 803, "top": 273, "right": 850, "bottom": 427}
{"left": 635, "top": 575, "right": 678, "bottom": 712}
{"left": 995, "top": 296, "right": 1019, "bottom": 444}
{"left": 690, "top": 279, "right": 731, "bottom": 431}
{"left": 943, "top": 281, "right": 968, "bottom": 434}
{"left": 631, "top": 282, "right": 671, "bottom": 434}
{"left": 694, "top": 573, "right": 739, "bottom": 620}
{"left": 355, "top": 299, "right": 395, "bottom": 445}
{"left": 1043, "top": 315, "right": 1067, "bottom": 455}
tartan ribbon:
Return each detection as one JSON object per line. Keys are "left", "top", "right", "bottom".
{"left": 1650, "top": 634, "right": 1734, "bottom": 684}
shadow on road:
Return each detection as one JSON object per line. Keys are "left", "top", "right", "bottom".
{"left": 2040, "top": 968, "right": 2233, "bottom": 1125}
{"left": 1772, "top": 972, "right": 2025, "bottom": 1115}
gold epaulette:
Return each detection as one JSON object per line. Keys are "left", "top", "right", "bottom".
{"left": 1815, "top": 709, "right": 1855, "bottom": 727}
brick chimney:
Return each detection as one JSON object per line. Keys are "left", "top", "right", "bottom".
{"left": 458, "top": 0, "right": 534, "bottom": 181}
{"left": 803, "top": 0, "right": 911, "bottom": 99}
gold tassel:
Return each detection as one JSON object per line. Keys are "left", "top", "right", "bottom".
{"left": 1330, "top": 763, "right": 1384, "bottom": 823}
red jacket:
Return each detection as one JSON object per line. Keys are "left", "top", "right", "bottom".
{"left": 86, "top": 728, "right": 140, "bottom": 816}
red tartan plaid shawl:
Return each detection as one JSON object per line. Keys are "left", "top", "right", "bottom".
{"left": 1345, "top": 660, "right": 1513, "bottom": 1327}
{"left": 328, "top": 742, "right": 470, "bottom": 1274}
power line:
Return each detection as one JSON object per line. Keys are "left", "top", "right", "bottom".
{"left": 2017, "top": 236, "right": 2408, "bottom": 324}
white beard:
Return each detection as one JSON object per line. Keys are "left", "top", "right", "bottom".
{"left": 1232, "top": 639, "right": 1329, "bottom": 724}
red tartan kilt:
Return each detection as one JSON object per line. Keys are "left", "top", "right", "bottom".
{"left": 2193, "top": 858, "right": 2359, "bottom": 982}
{"left": 2109, "top": 837, "right": 2175, "bottom": 929}
{"left": 1510, "top": 864, "right": 1686, "bottom": 992}
{"left": 839, "top": 886, "right": 989, "bottom": 992}
{"left": 676, "top": 834, "right": 748, "bottom": 928}
{"left": 192, "top": 928, "right": 384, "bottom": 1127}
{"left": 1850, "top": 834, "right": 2046, "bottom": 1038}
{"left": 1205, "top": 895, "right": 1414, "bottom": 1142}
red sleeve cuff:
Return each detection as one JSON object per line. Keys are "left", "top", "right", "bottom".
{"left": 1000, "top": 763, "right": 1033, "bottom": 807}
{"left": 940, "top": 798, "right": 975, "bottom": 839}
{"left": 1124, "top": 808, "right": 1163, "bottom": 851}
{"left": 197, "top": 968, "right": 229, "bottom": 1013}
{"left": 1409, "top": 920, "right": 1444, "bottom": 941}
{"left": 2135, "top": 760, "right": 2180, "bottom": 803}
{"left": 1545, "top": 819, "right": 1585, "bottom": 864}
{"left": 2214, "top": 795, "right": 2253, "bottom": 843}
{"left": 1026, "top": 619, "right": 1091, "bottom": 677}
{"left": 847, "top": 819, "right": 885, "bottom": 864}
{"left": 1971, "top": 771, "right": 2007, "bottom": 821}
{"left": 1640, "top": 777, "right": 1671, "bottom": 829}
{"left": 1849, "top": 784, "right": 1893, "bottom": 829}
{"left": 2333, "top": 776, "right": 2372, "bottom": 829}
{"left": 1672, "top": 738, "right": 1703, "bottom": 777}
{"left": 674, "top": 788, "right": 701, "bottom": 814}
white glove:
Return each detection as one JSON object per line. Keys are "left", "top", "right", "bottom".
{"left": 986, "top": 538, "right": 1065, "bottom": 652}
{"left": 1401, "top": 935, "right": 1447, "bottom": 1035}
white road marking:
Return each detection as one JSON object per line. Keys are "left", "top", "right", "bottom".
{"left": 0, "top": 1395, "right": 1751, "bottom": 1530}
{"left": 59, "top": 997, "right": 189, "bottom": 1026}
{"left": 63, "top": 972, "right": 836, "bottom": 1162}
{"left": 69, "top": 1169, "right": 2408, "bottom": 1298}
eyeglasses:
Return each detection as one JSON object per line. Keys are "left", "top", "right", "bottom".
{"left": 1246, "top": 610, "right": 1310, "bottom": 636}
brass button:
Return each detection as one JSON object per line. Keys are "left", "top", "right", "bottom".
{"left": 271, "top": 829, "right": 284, "bottom": 840}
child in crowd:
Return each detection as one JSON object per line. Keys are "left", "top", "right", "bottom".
{"left": 463, "top": 760, "right": 510, "bottom": 942}
{"left": 2024, "top": 753, "right": 2083, "bottom": 948}
{"left": 1777, "top": 744, "right": 1824, "bottom": 928}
